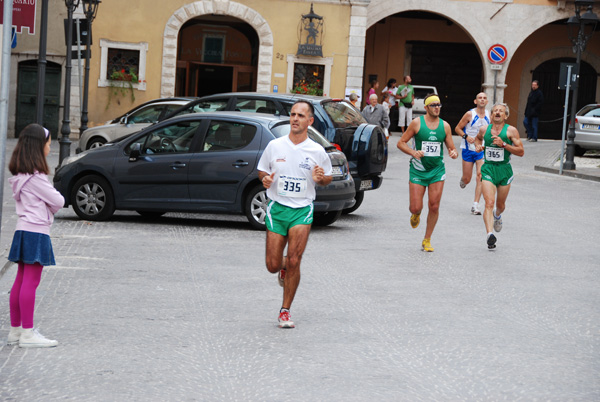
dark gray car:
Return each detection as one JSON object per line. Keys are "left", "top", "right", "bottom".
{"left": 54, "top": 112, "right": 355, "bottom": 229}
{"left": 163, "top": 93, "right": 388, "bottom": 214}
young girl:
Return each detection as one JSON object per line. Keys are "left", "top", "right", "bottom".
{"left": 367, "top": 80, "right": 379, "bottom": 99}
{"left": 6, "top": 124, "right": 64, "bottom": 348}
{"left": 381, "top": 92, "right": 391, "bottom": 140}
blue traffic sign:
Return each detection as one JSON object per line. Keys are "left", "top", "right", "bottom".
{"left": 487, "top": 44, "right": 507, "bottom": 64}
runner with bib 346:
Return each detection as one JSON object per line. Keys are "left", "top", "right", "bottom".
{"left": 397, "top": 94, "right": 458, "bottom": 252}
{"left": 474, "top": 103, "right": 524, "bottom": 249}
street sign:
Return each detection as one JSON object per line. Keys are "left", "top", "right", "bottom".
{"left": 0, "top": 0, "right": 37, "bottom": 34}
{"left": 490, "top": 64, "right": 502, "bottom": 70}
{"left": 64, "top": 18, "right": 90, "bottom": 47}
{"left": 559, "top": 62, "right": 578, "bottom": 90}
{"left": 487, "top": 44, "right": 508, "bottom": 64}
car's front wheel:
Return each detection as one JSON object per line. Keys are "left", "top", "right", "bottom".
{"left": 86, "top": 137, "right": 107, "bottom": 150}
{"left": 245, "top": 184, "right": 268, "bottom": 230}
{"left": 70, "top": 175, "right": 115, "bottom": 221}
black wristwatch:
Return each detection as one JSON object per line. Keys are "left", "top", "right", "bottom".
{"left": 462, "top": 134, "right": 468, "bottom": 140}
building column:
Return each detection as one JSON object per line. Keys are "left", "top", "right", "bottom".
{"left": 345, "top": 4, "right": 368, "bottom": 102}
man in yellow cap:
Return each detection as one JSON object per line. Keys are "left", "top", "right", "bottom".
{"left": 397, "top": 94, "right": 458, "bottom": 252}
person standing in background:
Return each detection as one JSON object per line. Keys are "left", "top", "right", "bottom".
{"left": 367, "top": 80, "right": 379, "bottom": 100}
{"left": 397, "top": 76, "right": 414, "bottom": 135}
{"left": 362, "top": 94, "right": 390, "bottom": 132}
{"left": 382, "top": 78, "right": 399, "bottom": 132}
{"left": 523, "top": 80, "right": 544, "bottom": 142}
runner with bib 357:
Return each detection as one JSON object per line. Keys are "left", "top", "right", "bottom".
{"left": 396, "top": 94, "right": 458, "bottom": 252}
{"left": 474, "top": 103, "right": 524, "bottom": 250}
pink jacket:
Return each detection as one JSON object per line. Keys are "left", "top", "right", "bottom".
{"left": 9, "top": 172, "right": 64, "bottom": 235}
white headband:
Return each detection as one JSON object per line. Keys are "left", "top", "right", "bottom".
{"left": 43, "top": 128, "right": 50, "bottom": 139}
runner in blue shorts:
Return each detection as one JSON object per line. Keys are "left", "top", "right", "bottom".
{"left": 455, "top": 92, "right": 490, "bottom": 215}
{"left": 475, "top": 103, "right": 524, "bottom": 249}
{"left": 257, "top": 100, "right": 333, "bottom": 328}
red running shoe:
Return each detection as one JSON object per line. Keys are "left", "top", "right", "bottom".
{"left": 278, "top": 268, "right": 286, "bottom": 287}
{"left": 278, "top": 310, "right": 295, "bottom": 328}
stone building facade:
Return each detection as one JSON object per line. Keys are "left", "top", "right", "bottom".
{"left": 3, "top": 0, "right": 599, "bottom": 139}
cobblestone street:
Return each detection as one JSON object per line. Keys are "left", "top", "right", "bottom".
{"left": 0, "top": 137, "right": 598, "bottom": 400}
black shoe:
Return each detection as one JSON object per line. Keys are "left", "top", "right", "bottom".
{"left": 531, "top": 139, "right": 537, "bottom": 142}
{"left": 487, "top": 234, "right": 497, "bottom": 249}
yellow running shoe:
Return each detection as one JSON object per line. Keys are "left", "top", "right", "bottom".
{"left": 422, "top": 238, "right": 434, "bottom": 252}
{"left": 410, "top": 213, "right": 421, "bottom": 229}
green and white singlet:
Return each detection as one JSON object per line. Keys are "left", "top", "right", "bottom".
{"left": 483, "top": 123, "right": 512, "bottom": 165}
{"left": 410, "top": 115, "right": 447, "bottom": 172}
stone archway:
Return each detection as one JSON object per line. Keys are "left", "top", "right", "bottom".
{"left": 160, "top": 1, "right": 273, "bottom": 97}
{"left": 364, "top": 0, "right": 572, "bottom": 103}
{"left": 518, "top": 46, "right": 600, "bottom": 138}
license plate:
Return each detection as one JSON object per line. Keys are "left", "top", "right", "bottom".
{"left": 581, "top": 124, "right": 600, "bottom": 130}
{"left": 359, "top": 179, "right": 373, "bottom": 190}
{"left": 331, "top": 166, "right": 343, "bottom": 176}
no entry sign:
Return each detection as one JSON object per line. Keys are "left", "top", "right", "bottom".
{"left": 487, "top": 44, "right": 507, "bottom": 64}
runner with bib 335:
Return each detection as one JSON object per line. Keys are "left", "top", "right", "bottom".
{"left": 474, "top": 103, "right": 524, "bottom": 250}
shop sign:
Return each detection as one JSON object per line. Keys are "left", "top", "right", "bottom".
{"left": 297, "top": 3, "right": 323, "bottom": 57}
{"left": 0, "top": 0, "right": 37, "bottom": 35}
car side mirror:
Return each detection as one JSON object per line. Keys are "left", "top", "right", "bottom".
{"left": 129, "top": 143, "right": 141, "bottom": 162}
{"left": 120, "top": 116, "right": 127, "bottom": 125}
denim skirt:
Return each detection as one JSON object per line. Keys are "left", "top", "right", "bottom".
{"left": 8, "top": 230, "right": 56, "bottom": 266}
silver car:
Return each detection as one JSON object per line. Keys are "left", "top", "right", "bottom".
{"left": 574, "top": 104, "right": 600, "bottom": 156}
{"left": 76, "top": 98, "right": 196, "bottom": 152}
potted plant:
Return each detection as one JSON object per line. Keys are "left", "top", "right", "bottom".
{"left": 107, "top": 68, "right": 138, "bottom": 109}
{"left": 290, "top": 79, "right": 323, "bottom": 96}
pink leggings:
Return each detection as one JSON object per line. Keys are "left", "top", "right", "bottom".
{"left": 9, "top": 262, "right": 43, "bottom": 329}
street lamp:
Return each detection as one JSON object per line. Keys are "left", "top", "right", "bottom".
{"left": 564, "top": 0, "right": 598, "bottom": 170}
{"left": 79, "top": 0, "right": 100, "bottom": 134}
{"left": 58, "top": 0, "right": 81, "bottom": 168}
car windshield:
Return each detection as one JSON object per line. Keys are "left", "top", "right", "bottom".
{"left": 414, "top": 87, "right": 435, "bottom": 99}
{"left": 270, "top": 122, "right": 335, "bottom": 150}
{"left": 580, "top": 105, "right": 600, "bottom": 118}
{"left": 321, "top": 100, "right": 366, "bottom": 128}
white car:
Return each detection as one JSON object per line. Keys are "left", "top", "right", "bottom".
{"left": 411, "top": 85, "right": 438, "bottom": 117}
{"left": 76, "top": 98, "right": 196, "bottom": 153}
{"left": 574, "top": 104, "right": 600, "bottom": 156}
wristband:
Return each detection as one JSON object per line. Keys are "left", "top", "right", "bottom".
{"left": 462, "top": 134, "right": 468, "bottom": 140}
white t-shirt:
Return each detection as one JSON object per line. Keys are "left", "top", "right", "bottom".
{"left": 257, "top": 135, "right": 333, "bottom": 208}
{"left": 382, "top": 86, "right": 398, "bottom": 107}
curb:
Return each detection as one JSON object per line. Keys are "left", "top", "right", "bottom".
{"left": 534, "top": 148, "right": 600, "bottom": 182}
{"left": 534, "top": 165, "right": 600, "bottom": 182}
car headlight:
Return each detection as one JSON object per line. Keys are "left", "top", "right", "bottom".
{"left": 60, "top": 153, "right": 86, "bottom": 168}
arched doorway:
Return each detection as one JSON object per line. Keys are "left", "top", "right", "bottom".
{"left": 364, "top": 11, "right": 483, "bottom": 130}
{"left": 533, "top": 58, "right": 597, "bottom": 140}
{"left": 16, "top": 60, "right": 61, "bottom": 138}
{"left": 175, "top": 15, "right": 259, "bottom": 97}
